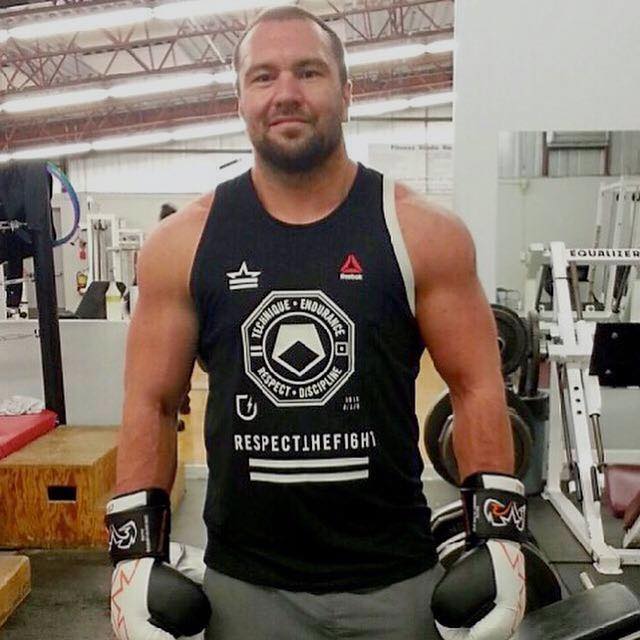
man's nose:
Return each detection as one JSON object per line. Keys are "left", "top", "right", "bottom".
{"left": 272, "top": 71, "right": 304, "bottom": 108}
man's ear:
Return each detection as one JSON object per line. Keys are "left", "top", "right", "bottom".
{"left": 341, "top": 79, "right": 352, "bottom": 122}
{"left": 237, "top": 88, "right": 244, "bottom": 120}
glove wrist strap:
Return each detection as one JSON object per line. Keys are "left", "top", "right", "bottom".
{"left": 461, "top": 473, "right": 527, "bottom": 544}
{"left": 105, "top": 488, "right": 171, "bottom": 564}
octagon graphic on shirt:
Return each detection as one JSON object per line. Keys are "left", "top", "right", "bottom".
{"left": 241, "top": 290, "right": 355, "bottom": 407}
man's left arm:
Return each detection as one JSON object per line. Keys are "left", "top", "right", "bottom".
{"left": 397, "top": 186, "right": 527, "bottom": 640}
{"left": 398, "top": 186, "right": 512, "bottom": 480}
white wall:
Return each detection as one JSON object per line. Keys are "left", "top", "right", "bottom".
{"left": 1, "top": 319, "right": 127, "bottom": 425}
{"left": 66, "top": 106, "right": 453, "bottom": 195}
{"left": 496, "top": 176, "right": 616, "bottom": 292}
{"left": 67, "top": 136, "right": 253, "bottom": 194}
{"left": 454, "top": 0, "right": 640, "bottom": 297}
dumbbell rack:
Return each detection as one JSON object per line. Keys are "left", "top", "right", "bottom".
{"left": 544, "top": 241, "right": 640, "bottom": 574}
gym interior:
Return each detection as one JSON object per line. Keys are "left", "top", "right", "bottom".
{"left": 1, "top": 1, "right": 640, "bottom": 639}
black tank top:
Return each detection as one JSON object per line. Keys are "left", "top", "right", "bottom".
{"left": 190, "top": 163, "right": 437, "bottom": 592}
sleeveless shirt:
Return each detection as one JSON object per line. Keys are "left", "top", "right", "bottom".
{"left": 190, "top": 163, "right": 437, "bottom": 591}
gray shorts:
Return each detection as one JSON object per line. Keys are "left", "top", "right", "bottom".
{"left": 203, "top": 565, "right": 445, "bottom": 640}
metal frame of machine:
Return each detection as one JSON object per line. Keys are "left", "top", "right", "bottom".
{"left": 543, "top": 241, "right": 640, "bottom": 574}
{"left": 524, "top": 178, "right": 640, "bottom": 322}
{"left": 85, "top": 213, "right": 144, "bottom": 288}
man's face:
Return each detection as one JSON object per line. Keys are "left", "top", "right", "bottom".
{"left": 236, "top": 19, "right": 351, "bottom": 174}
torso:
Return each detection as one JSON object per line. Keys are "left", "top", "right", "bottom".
{"left": 187, "top": 163, "right": 438, "bottom": 591}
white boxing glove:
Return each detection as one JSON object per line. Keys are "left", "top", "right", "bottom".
{"left": 107, "top": 490, "right": 211, "bottom": 640}
{"left": 110, "top": 543, "right": 209, "bottom": 640}
{"left": 169, "top": 542, "right": 207, "bottom": 585}
{"left": 431, "top": 474, "right": 527, "bottom": 640}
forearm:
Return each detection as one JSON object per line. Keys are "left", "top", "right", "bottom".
{"left": 116, "top": 401, "right": 178, "bottom": 494}
{"left": 450, "top": 385, "right": 514, "bottom": 482}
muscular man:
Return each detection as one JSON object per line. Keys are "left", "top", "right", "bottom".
{"left": 106, "top": 6, "right": 527, "bottom": 640}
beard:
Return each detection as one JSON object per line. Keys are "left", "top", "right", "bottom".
{"left": 252, "top": 115, "right": 343, "bottom": 175}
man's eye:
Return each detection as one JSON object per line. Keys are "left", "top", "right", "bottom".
{"left": 253, "top": 74, "right": 271, "bottom": 82}
{"left": 302, "top": 69, "right": 320, "bottom": 78}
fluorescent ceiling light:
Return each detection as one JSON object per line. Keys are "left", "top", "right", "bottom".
{"left": 349, "top": 91, "right": 454, "bottom": 118}
{"left": 4, "top": 116, "right": 246, "bottom": 161}
{"left": 5, "top": 1, "right": 290, "bottom": 43}
{"left": 1, "top": 72, "right": 218, "bottom": 114}
{"left": 407, "top": 91, "right": 455, "bottom": 107}
{"left": 2, "top": 88, "right": 108, "bottom": 113}
{"left": 9, "top": 8, "right": 152, "bottom": 40}
{"left": 347, "top": 44, "right": 427, "bottom": 67}
{"left": 3, "top": 90, "right": 453, "bottom": 159}
{"left": 11, "top": 142, "right": 92, "bottom": 161}
{"left": 425, "top": 38, "right": 455, "bottom": 54}
{"left": 154, "top": 0, "right": 286, "bottom": 21}
{"left": 93, "top": 131, "right": 173, "bottom": 151}
{"left": 349, "top": 98, "right": 410, "bottom": 117}
{"left": 212, "top": 70, "right": 237, "bottom": 85}
{"left": 172, "top": 119, "right": 245, "bottom": 141}
{"left": 110, "top": 73, "right": 215, "bottom": 99}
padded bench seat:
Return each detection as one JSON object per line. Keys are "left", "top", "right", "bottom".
{"left": 513, "top": 582, "right": 640, "bottom": 640}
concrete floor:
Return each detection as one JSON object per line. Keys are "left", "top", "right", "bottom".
{"left": 2, "top": 479, "right": 639, "bottom": 639}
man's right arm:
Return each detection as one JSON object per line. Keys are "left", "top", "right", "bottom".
{"left": 115, "top": 193, "right": 213, "bottom": 495}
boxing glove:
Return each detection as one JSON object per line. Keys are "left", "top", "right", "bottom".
{"left": 430, "top": 500, "right": 466, "bottom": 568}
{"left": 431, "top": 473, "right": 527, "bottom": 640}
{"left": 107, "top": 489, "right": 211, "bottom": 640}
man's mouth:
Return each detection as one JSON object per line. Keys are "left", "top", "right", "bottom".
{"left": 269, "top": 118, "right": 308, "bottom": 126}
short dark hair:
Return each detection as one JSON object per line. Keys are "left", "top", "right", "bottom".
{"left": 232, "top": 6, "right": 348, "bottom": 89}
{"left": 159, "top": 203, "right": 178, "bottom": 220}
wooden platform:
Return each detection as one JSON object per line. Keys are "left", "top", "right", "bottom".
{"left": 0, "top": 427, "right": 117, "bottom": 548}
{"left": 0, "top": 554, "right": 30, "bottom": 628}
{"left": 0, "top": 425, "right": 187, "bottom": 549}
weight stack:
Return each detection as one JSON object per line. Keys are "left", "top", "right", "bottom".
{"left": 521, "top": 392, "right": 549, "bottom": 496}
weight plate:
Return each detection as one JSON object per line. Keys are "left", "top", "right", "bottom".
{"left": 425, "top": 391, "right": 460, "bottom": 485}
{"left": 424, "top": 389, "right": 534, "bottom": 486}
{"left": 518, "top": 309, "right": 542, "bottom": 398}
{"left": 492, "top": 304, "right": 528, "bottom": 375}
{"left": 525, "top": 310, "right": 541, "bottom": 397}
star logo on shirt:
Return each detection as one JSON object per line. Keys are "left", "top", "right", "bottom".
{"left": 226, "top": 261, "right": 261, "bottom": 290}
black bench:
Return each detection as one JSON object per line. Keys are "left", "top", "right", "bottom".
{"left": 513, "top": 582, "right": 640, "bottom": 640}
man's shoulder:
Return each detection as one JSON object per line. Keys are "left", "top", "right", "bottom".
{"left": 137, "top": 190, "right": 215, "bottom": 285}
{"left": 170, "top": 191, "right": 215, "bottom": 227}
{"left": 152, "top": 191, "right": 215, "bottom": 246}
{"left": 392, "top": 182, "right": 475, "bottom": 287}
{"left": 393, "top": 182, "right": 458, "bottom": 234}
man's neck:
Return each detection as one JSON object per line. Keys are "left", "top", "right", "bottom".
{"left": 251, "top": 147, "right": 358, "bottom": 225}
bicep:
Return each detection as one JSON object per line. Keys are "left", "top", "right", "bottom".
{"left": 124, "top": 237, "right": 198, "bottom": 412}
{"left": 412, "top": 218, "right": 502, "bottom": 395}
{"left": 416, "top": 272, "right": 502, "bottom": 394}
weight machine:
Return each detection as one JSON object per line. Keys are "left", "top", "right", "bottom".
{"left": 524, "top": 177, "right": 640, "bottom": 322}
{"left": 85, "top": 214, "right": 143, "bottom": 289}
{"left": 542, "top": 241, "right": 640, "bottom": 574}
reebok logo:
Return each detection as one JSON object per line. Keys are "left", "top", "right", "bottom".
{"left": 340, "top": 254, "right": 363, "bottom": 281}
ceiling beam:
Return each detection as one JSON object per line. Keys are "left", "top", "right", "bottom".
{"left": 1, "top": 68, "right": 452, "bottom": 148}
